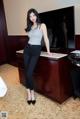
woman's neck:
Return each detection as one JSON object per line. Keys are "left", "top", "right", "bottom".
{"left": 33, "top": 22, "right": 37, "bottom": 26}
{"left": 32, "top": 23, "right": 38, "bottom": 29}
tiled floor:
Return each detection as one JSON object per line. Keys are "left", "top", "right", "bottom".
{"left": 0, "top": 64, "right": 80, "bottom": 119}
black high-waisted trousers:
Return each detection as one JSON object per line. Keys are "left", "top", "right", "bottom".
{"left": 23, "top": 43, "right": 41, "bottom": 90}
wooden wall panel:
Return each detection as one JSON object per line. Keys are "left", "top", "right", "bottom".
{"left": 7, "top": 36, "right": 28, "bottom": 61}
{"left": 7, "top": 35, "right": 80, "bottom": 62}
{"left": 75, "top": 35, "right": 80, "bottom": 49}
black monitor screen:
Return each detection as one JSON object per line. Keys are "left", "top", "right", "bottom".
{"left": 39, "top": 6, "right": 75, "bottom": 51}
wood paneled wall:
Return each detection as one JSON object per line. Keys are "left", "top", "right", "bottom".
{"left": 7, "top": 36, "right": 28, "bottom": 61}
{"left": 75, "top": 35, "right": 80, "bottom": 49}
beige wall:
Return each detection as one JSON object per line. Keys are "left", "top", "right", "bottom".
{"left": 75, "top": 1, "right": 80, "bottom": 34}
{"left": 3, "top": 0, "right": 80, "bottom": 35}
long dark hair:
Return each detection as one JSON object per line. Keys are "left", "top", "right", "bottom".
{"left": 25, "top": 8, "right": 41, "bottom": 32}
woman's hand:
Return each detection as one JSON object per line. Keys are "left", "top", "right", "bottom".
{"left": 47, "top": 52, "right": 52, "bottom": 56}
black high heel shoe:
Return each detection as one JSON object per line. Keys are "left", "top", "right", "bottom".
{"left": 32, "top": 100, "right": 36, "bottom": 105}
{"left": 27, "top": 100, "right": 32, "bottom": 105}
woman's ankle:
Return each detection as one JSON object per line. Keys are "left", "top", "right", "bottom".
{"left": 27, "top": 89, "right": 31, "bottom": 100}
{"left": 31, "top": 90, "right": 36, "bottom": 100}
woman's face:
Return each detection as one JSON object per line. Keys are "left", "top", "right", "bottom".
{"left": 29, "top": 12, "right": 37, "bottom": 23}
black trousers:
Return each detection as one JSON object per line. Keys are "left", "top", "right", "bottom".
{"left": 23, "top": 44, "right": 42, "bottom": 90}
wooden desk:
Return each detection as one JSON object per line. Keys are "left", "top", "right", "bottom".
{"left": 16, "top": 50, "right": 72, "bottom": 103}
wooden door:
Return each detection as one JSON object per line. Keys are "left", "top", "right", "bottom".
{"left": 0, "top": 0, "right": 8, "bottom": 64}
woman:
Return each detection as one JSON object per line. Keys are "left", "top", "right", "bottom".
{"left": 24, "top": 8, "right": 52, "bottom": 105}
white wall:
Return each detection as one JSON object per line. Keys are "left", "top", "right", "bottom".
{"left": 3, "top": 0, "right": 80, "bottom": 35}
{"left": 75, "top": 1, "right": 80, "bottom": 34}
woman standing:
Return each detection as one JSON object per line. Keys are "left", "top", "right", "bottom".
{"left": 24, "top": 8, "right": 52, "bottom": 105}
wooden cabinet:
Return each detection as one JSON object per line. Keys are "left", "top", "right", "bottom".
{"left": 16, "top": 51, "right": 73, "bottom": 103}
{"left": 34, "top": 57, "right": 72, "bottom": 103}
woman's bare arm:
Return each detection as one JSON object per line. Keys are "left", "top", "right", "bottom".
{"left": 41, "top": 23, "right": 50, "bottom": 53}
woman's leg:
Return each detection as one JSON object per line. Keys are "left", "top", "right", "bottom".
{"left": 27, "top": 54, "right": 40, "bottom": 104}
{"left": 23, "top": 46, "right": 32, "bottom": 103}
{"left": 24, "top": 47, "right": 31, "bottom": 89}
{"left": 26, "top": 54, "right": 40, "bottom": 90}
{"left": 24, "top": 45, "right": 41, "bottom": 104}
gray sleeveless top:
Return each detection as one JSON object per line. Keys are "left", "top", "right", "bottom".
{"left": 28, "top": 26, "right": 43, "bottom": 45}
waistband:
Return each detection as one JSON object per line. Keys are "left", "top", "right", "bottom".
{"left": 27, "top": 43, "right": 41, "bottom": 46}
